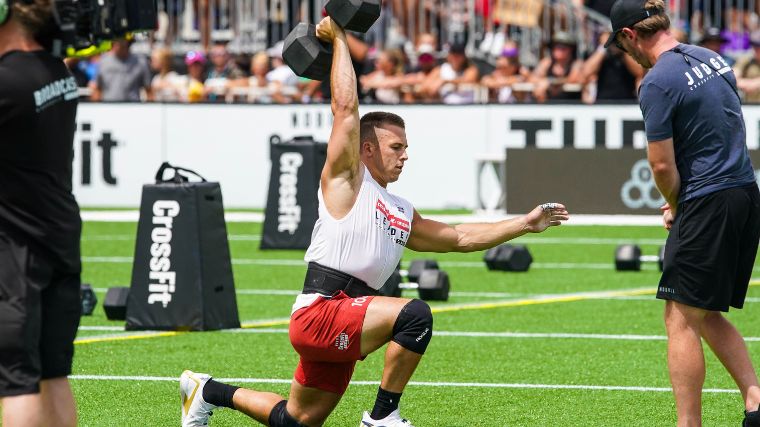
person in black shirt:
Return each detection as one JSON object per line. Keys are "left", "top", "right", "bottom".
{"left": 0, "top": 0, "right": 81, "bottom": 426}
{"left": 582, "top": 31, "right": 644, "bottom": 102}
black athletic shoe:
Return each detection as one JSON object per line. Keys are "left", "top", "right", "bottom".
{"left": 744, "top": 405, "right": 760, "bottom": 427}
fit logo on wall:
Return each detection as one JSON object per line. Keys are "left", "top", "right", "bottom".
{"left": 76, "top": 122, "right": 119, "bottom": 186}
{"left": 621, "top": 159, "right": 665, "bottom": 209}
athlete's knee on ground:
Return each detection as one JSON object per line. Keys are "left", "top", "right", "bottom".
{"left": 269, "top": 400, "right": 310, "bottom": 427}
{"left": 391, "top": 299, "right": 433, "bottom": 355}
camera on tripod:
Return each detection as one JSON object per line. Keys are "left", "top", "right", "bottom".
{"left": 43, "top": 0, "right": 157, "bottom": 57}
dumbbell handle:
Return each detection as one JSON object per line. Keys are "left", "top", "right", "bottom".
{"left": 398, "top": 282, "right": 420, "bottom": 290}
{"left": 640, "top": 255, "right": 660, "bottom": 262}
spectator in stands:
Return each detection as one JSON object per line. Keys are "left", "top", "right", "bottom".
{"left": 182, "top": 51, "right": 207, "bottom": 103}
{"left": 420, "top": 42, "right": 479, "bottom": 104}
{"left": 91, "top": 38, "right": 152, "bottom": 101}
{"left": 531, "top": 31, "right": 584, "bottom": 102}
{"left": 360, "top": 49, "right": 405, "bottom": 104}
{"left": 150, "top": 47, "right": 183, "bottom": 102}
{"left": 401, "top": 43, "right": 439, "bottom": 103}
{"left": 480, "top": 47, "right": 530, "bottom": 103}
{"left": 246, "top": 52, "right": 273, "bottom": 103}
{"left": 205, "top": 43, "right": 245, "bottom": 102}
{"left": 700, "top": 27, "right": 727, "bottom": 55}
{"left": 265, "top": 41, "right": 300, "bottom": 103}
{"left": 581, "top": 31, "right": 643, "bottom": 103}
{"left": 735, "top": 32, "right": 760, "bottom": 103}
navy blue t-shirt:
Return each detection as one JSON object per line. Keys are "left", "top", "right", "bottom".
{"left": 639, "top": 43, "right": 756, "bottom": 203}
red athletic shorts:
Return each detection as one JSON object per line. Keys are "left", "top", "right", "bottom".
{"left": 289, "top": 291, "right": 374, "bottom": 395}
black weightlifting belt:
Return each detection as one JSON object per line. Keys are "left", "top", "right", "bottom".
{"left": 302, "top": 262, "right": 379, "bottom": 298}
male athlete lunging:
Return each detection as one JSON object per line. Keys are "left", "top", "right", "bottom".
{"left": 180, "top": 16, "right": 569, "bottom": 427}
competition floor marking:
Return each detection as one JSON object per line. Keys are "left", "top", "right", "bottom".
{"left": 73, "top": 287, "right": 658, "bottom": 345}
{"left": 67, "top": 374, "right": 738, "bottom": 393}
{"left": 77, "top": 325, "right": 760, "bottom": 343}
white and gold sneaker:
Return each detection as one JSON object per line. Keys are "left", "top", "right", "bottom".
{"left": 180, "top": 370, "right": 217, "bottom": 426}
{"left": 360, "top": 409, "right": 416, "bottom": 427}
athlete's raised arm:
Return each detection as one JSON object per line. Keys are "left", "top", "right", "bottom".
{"left": 316, "top": 17, "right": 363, "bottom": 219}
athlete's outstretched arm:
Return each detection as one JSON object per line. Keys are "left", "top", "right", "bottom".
{"left": 316, "top": 17, "right": 363, "bottom": 218}
{"left": 407, "top": 204, "right": 569, "bottom": 253}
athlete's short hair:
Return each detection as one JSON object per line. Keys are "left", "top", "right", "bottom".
{"left": 359, "top": 111, "right": 405, "bottom": 148}
{"left": 633, "top": 0, "right": 669, "bottom": 39}
{"left": 11, "top": 0, "right": 52, "bottom": 34}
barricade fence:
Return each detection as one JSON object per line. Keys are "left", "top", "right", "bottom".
{"left": 73, "top": 102, "right": 760, "bottom": 212}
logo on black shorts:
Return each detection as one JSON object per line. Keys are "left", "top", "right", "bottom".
{"left": 659, "top": 286, "right": 676, "bottom": 294}
{"left": 335, "top": 332, "right": 349, "bottom": 350}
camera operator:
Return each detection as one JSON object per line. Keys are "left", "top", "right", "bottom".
{"left": 0, "top": 0, "right": 81, "bottom": 426}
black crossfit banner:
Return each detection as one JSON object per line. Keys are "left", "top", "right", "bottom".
{"left": 126, "top": 164, "right": 240, "bottom": 331}
{"left": 506, "top": 149, "right": 760, "bottom": 214}
{"left": 261, "top": 136, "right": 327, "bottom": 249}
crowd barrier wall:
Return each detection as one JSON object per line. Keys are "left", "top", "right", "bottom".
{"left": 74, "top": 102, "right": 760, "bottom": 212}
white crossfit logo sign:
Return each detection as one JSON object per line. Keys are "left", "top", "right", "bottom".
{"left": 620, "top": 159, "right": 665, "bottom": 209}
{"left": 278, "top": 153, "right": 303, "bottom": 234}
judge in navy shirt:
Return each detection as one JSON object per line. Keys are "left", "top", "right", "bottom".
{"left": 607, "top": 0, "right": 760, "bottom": 425}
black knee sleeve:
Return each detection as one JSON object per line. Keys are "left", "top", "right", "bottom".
{"left": 268, "top": 400, "right": 307, "bottom": 427}
{"left": 391, "top": 299, "right": 433, "bottom": 355}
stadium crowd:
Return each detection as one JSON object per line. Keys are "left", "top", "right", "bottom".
{"left": 67, "top": 0, "right": 760, "bottom": 105}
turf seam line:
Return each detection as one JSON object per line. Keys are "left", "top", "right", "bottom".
{"left": 66, "top": 375, "right": 739, "bottom": 393}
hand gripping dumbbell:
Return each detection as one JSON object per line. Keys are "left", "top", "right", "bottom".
{"left": 379, "top": 260, "right": 450, "bottom": 301}
{"left": 282, "top": 0, "right": 380, "bottom": 80}
{"left": 614, "top": 244, "right": 666, "bottom": 271}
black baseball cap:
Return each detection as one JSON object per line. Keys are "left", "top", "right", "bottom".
{"left": 604, "top": 0, "right": 665, "bottom": 48}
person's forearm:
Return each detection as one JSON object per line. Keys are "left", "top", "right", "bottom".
{"left": 330, "top": 31, "right": 358, "bottom": 115}
{"left": 653, "top": 167, "right": 681, "bottom": 209}
{"left": 451, "top": 217, "right": 529, "bottom": 252}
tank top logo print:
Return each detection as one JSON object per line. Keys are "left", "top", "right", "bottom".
{"left": 375, "top": 199, "right": 411, "bottom": 247}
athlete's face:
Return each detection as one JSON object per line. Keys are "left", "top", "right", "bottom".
{"left": 364, "top": 124, "right": 408, "bottom": 186}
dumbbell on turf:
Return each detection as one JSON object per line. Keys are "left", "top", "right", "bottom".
{"left": 283, "top": 0, "right": 380, "bottom": 81}
{"left": 614, "top": 244, "right": 665, "bottom": 271}
{"left": 483, "top": 244, "right": 533, "bottom": 272}
{"left": 379, "top": 260, "right": 450, "bottom": 301}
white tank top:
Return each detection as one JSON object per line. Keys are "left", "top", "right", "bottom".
{"left": 293, "top": 167, "right": 414, "bottom": 312}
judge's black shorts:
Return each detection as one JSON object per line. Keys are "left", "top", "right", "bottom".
{"left": 0, "top": 230, "right": 81, "bottom": 397}
{"left": 657, "top": 184, "right": 760, "bottom": 312}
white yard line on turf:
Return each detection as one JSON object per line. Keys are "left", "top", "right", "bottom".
{"left": 80, "top": 210, "right": 663, "bottom": 226}
{"left": 75, "top": 326, "right": 760, "bottom": 343}
{"left": 66, "top": 374, "right": 736, "bottom": 393}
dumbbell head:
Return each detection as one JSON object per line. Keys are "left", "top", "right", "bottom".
{"left": 325, "top": 0, "right": 381, "bottom": 33}
{"left": 614, "top": 244, "right": 642, "bottom": 271}
{"left": 408, "top": 259, "right": 438, "bottom": 283}
{"left": 484, "top": 244, "right": 533, "bottom": 272}
{"left": 417, "top": 269, "right": 450, "bottom": 301}
{"left": 283, "top": 22, "right": 333, "bottom": 81}
{"left": 658, "top": 245, "right": 665, "bottom": 272}
{"left": 379, "top": 266, "right": 402, "bottom": 297}
{"left": 80, "top": 283, "right": 98, "bottom": 316}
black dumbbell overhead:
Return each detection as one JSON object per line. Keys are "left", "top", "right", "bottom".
{"left": 614, "top": 244, "right": 665, "bottom": 271}
{"left": 282, "top": 0, "right": 381, "bottom": 81}
{"left": 325, "top": 0, "right": 381, "bottom": 32}
{"left": 282, "top": 23, "right": 333, "bottom": 81}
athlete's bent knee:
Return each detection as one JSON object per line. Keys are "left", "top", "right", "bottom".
{"left": 391, "top": 299, "right": 433, "bottom": 355}
{"left": 269, "top": 400, "right": 308, "bottom": 427}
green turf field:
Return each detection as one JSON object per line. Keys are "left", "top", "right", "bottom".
{"left": 71, "top": 220, "right": 760, "bottom": 426}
